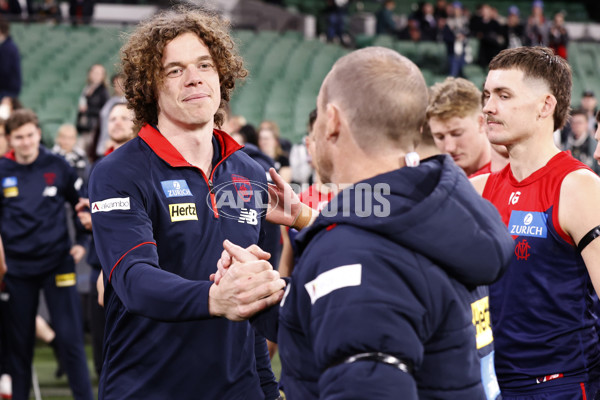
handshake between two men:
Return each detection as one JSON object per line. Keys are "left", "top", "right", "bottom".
{"left": 208, "top": 168, "right": 316, "bottom": 322}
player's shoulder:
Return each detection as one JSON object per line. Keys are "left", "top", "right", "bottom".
{"left": 0, "top": 156, "right": 13, "bottom": 169}
{"left": 90, "top": 139, "right": 150, "bottom": 186}
{"left": 93, "top": 139, "right": 146, "bottom": 173}
{"left": 228, "top": 149, "right": 269, "bottom": 183}
{"left": 562, "top": 168, "right": 600, "bottom": 191}
{"left": 300, "top": 222, "right": 407, "bottom": 272}
{"left": 470, "top": 173, "right": 491, "bottom": 196}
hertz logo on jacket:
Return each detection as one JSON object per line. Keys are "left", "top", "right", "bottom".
{"left": 169, "top": 203, "right": 198, "bottom": 222}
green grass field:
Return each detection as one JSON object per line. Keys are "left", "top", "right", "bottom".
{"left": 30, "top": 340, "right": 282, "bottom": 399}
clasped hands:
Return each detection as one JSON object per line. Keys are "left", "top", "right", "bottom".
{"left": 207, "top": 168, "right": 314, "bottom": 322}
{"left": 208, "top": 240, "right": 285, "bottom": 321}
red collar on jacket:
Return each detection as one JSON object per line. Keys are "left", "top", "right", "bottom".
{"left": 138, "top": 124, "right": 242, "bottom": 167}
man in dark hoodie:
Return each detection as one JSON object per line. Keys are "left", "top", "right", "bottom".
{"left": 219, "top": 46, "right": 514, "bottom": 399}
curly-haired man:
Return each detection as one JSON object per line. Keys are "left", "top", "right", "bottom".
{"left": 88, "top": 7, "right": 285, "bottom": 400}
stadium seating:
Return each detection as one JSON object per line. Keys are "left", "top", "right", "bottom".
{"left": 10, "top": 18, "right": 600, "bottom": 147}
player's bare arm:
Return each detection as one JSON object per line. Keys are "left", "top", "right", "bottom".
{"left": 559, "top": 169, "right": 600, "bottom": 293}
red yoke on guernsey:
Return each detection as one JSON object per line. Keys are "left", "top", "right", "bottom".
{"left": 482, "top": 151, "right": 600, "bottom": 394}
{"left": 469, "top": 161, "right": 492, "bottom": 178}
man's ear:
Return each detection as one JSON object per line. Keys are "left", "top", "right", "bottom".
{"left": 539, "top": 94, "right": 557, "bottom": 120}
{"left": 325, "top": 103, "right": 341, "bottom": 142}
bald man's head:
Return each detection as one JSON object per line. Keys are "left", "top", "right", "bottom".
{"left": 320, "top": 47, "right": 428, "bottom": 153}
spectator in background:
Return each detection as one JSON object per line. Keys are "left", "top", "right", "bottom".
{"left": 52, "top": 124, "right": 88, "bottom": 180}
{"left": 76, "top": 64, "right": 109, "bottom": 154}
{"left": 376, "top": 0, "right": 400, "bottom": 36}
{"left": 416, "top": 2, "right": 438, "bottom": 41}
{"left": 0, "top": 0, "right": 22, "bottom": 15}
{"left": 564, "top": 109, "right": 600, "bottom": 174}
{"left": 324, "top": 0, "right": 351, "bottom": 46}
{"left": 37, "top": 0, "right": 62, "bottom": 23}
{"left": 289, "top": 133, "right": 313, "bottom": 187}
{"left": 503, "top": 5, "right": 525, "bottom": 48}
{"left": 398, "top": 18, "right": 422, "bottom": 41}
{"left": 524, "top": 0, "right": 548, "bottom": 46}
{"left": 259, "top": 121, "right": 291, "bottom": 183}
{"left": 94, "top": 72, "right": 125, "bottom": 159}
{"left": 580, "top": 90, "right": 598, "bottom": 133}
{"left": 443, "top": 1, "right": 471, "bottom": 77}
{"left": 0, "top": 16, "right": 21, "bottom": 100}
{"left": 260, "top": 119, "right": 291, "bottom": 154}
{"left": 68, "top": 0, "right": 93, "bottom": 25}
{"left": 548, "top": 11, "right": 568, "bottom": 59}
{"left": 471, "top": 4, "right": 504, "bottom": 68}
{"left": 434, "top": 0, "right": 448, "bottom": 19}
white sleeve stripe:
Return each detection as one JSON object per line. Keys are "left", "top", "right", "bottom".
{"left": 304, "top": 263, "right": 362, "bottom": 305}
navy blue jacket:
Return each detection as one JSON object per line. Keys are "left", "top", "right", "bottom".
{"left": 89, "top": 125, "right": 278, "bottom": 400}
{"left": 241, "top": 143, "right": 283, "bottom": 269}
{"left": 0, "top": 146, "right": 85, "bottom": 277}
{"left": 0, "top": 36, "right": 21, "bottom": 98}
{"left": 275, "top": 155, "right": 514, "bottom": 399}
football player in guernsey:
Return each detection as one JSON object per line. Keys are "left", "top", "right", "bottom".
{"left": 88, "top": 7, "right": 285, "bottom": 400}
{"left": 423, "top": 81, "right": 504, "bottom": 399}
{"left": 472, "top": 46, "right": 600, "bottom": 399}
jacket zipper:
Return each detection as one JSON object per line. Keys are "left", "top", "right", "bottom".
{"left": 207, "top": 178, "right": 218, "bottom": 218}
{"left": 196, "top": 149, "right": 237, "bottom": 219}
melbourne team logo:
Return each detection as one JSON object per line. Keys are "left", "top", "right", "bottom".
{"left": 161, "top": 180, "right": 193, "bottom": 198}
{"left": 42, "top": 172, "right": 58, "bottom": 197}
{"left": 208, "top": 177, "right": 270, "bottom": 222}
{"left": 2, "top": 176, "right": 18, "bottom": 198}
{"left": 508, "top": 211, "right": 547, "bottom": 238}
{"left": 43, "top": 172, "right": 56, "bottom": 186}
{"left": 232, "top": 175, "right": 253, "bottom": 202}
{"left": 515, "top": 239, "right": 531, "bottom": 260}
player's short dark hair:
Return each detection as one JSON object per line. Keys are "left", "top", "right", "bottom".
{"left": 488, "top": 46, "right": 571, "bottom": 131}
{"left": 5, "top": 109, "right": 39, "bottom": 135}
{"left": 570, "top": 108, "right": 588, "bottom": 120}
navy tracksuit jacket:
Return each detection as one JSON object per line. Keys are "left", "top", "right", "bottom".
{"left": 255, "top": 154, "right": 514, "bottom": 399}
{"left": 89, "top": 125, "right": 279, "bottom": 400}
{"left": 0, "top": 146, "right": 92, "bottom": 400}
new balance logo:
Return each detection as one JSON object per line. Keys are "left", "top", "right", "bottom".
{"left": 238, "top": 208, "right": 258, "bottom": 225}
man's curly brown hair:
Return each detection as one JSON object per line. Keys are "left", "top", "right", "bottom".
{"left": 120, "top": 6, "right": 247, "bottom": 130}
